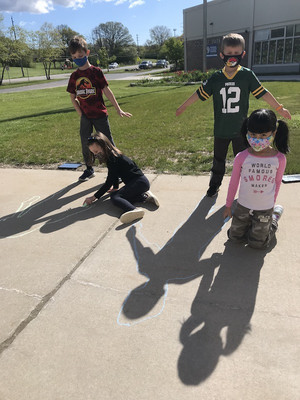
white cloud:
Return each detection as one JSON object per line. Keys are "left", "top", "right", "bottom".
{"left": 129, "top": 0, "right": 145, "bottom": 8}
{"left": 92, "top": 0, "right": 145, "bottom": 7}
{"left": 0, "top": 0, "right": 86, "bottom": 14}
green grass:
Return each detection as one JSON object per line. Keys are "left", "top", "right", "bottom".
{"left": 2, "top": 63, "right": 75, "bottom": 80}
{"left": 0, "top": 80, "right": 299, "bottom": 174}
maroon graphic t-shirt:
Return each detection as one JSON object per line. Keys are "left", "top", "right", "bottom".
{"left": 67, "top": 65, "right": 109, "bottom": 119}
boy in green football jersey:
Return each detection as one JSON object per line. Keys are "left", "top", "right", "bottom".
{"left": 176, "top": 33, "right": 291, "bottom": 197}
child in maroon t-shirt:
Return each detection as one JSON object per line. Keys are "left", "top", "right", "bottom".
{"left": 67, "top": 36, "right": 132, "bottom": 181}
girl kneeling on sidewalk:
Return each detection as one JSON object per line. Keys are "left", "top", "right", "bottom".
{"left": 224, "top": 109, "right": 290, "bottom": 249}
{"left": 83, "top": 132, "right": 159, "bottom": 224}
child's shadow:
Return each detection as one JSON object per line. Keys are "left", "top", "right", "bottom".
{"left": 119, "top": 196, "right": 226, "bottom": 325}
{"left": 0, "top": 182, "right": 118, "bottom": 238}
{"left": 177, "top": 239, "right": 275, "bottom": 385}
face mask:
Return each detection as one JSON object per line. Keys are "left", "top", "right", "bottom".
{"left": 222, "top": 53, "right": 243, "bottom": 68}
{"left": 247, "top": 134, "right": 274, "bottom": 152}
{"left": 73, "top": 56, "right": 88, "bottom": 67}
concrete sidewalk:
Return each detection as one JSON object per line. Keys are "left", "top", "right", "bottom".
{"left": 0, "top": 168, "right": 299, "bottom": 400}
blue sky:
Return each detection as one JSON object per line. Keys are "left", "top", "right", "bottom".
{"left": 0, "top": 0, "right": 201, "bottom": 45}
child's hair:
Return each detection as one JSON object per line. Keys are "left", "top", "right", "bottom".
{"left": 68, "top": 36, "right": 88, "bottom": 55}
{"left": 241, "top": 109, "right": 290, "bottom": 154}
{"left": 87, "top": 132, "right": 122, "bottom": 164}
{"left": 221, "top": 33, "right": 245, "bottom": 52}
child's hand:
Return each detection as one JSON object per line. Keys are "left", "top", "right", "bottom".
{"left": 83, "top": 196, "right": 96, "bottom": 206}
{"left": 278, "top": 107, "right": 291, "bottom": 120}
{"left": 118, "top": 109, "right": 132, "bottom": 118}
{"left": 223, "top": 207, "right": 232, "bottom": 220}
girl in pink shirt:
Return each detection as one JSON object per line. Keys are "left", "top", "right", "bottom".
{"left": 224, "top": 109, "right": 290, "bottom": 248}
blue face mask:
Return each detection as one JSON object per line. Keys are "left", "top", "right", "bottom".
{"left": 73, "top": 56, "right": 88, "bottom": 67}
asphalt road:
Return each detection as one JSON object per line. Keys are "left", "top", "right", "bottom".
{"left": 0, "top": 67, "right": 168, "bottom": 94}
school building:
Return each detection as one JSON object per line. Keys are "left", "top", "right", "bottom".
{"left": 183, "top": 0, "right": 300, "bottom": 75}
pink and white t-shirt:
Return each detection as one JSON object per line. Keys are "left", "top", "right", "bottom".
{"left": 226, "top": 149, "right": 286, "bottom": 210}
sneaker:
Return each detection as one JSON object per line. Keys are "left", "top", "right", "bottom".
{"left": 120, "top": 208, "right": 145, "bottom": 224}
{"left": 144, "top": 190, "right": 160, "bottom": 207}
{"left": 206, "top": 186, "right": 219, "bottom": 197}
{"left": 78, "top": 168, "right": 95, "bottom": 181}
{"left": 272, "top": 205, "right": 284, "bottom": 223}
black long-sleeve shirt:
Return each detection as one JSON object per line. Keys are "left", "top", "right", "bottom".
{"left": 94, "top": 154, "right": 144, "bottom": 199}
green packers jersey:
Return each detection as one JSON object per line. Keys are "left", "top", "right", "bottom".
{"left": 196, "top": 66, "right": 267, "bottom": 139}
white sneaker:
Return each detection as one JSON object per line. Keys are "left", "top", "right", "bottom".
{"left": 120, "top": 208, "right": 145, "bottom": 224}
{"left": 273, "top": 205, "right": 284, "bottom": 222}
{"left": 145, "top": 190, "right": 160, "bottom": 207}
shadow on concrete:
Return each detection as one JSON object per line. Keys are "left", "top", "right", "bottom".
{"left": 120, "top": 196, "right": 225, "bottom": 322}
{"left": 177, "top": 238, "right": 275, "bottom": 385}
{"left": 0, "top": 182, "right": 118, "bottom": 238}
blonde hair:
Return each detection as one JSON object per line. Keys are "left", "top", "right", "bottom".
{"left": 221, "top": 33, "right": 245, "bottom": 52}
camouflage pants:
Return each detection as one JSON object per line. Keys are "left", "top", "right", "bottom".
{"left": 228, "top": 202, "right": 277, "bottom": 249}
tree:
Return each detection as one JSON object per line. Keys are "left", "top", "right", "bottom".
{"left": 0, "top": 28, "right": 30, "bottom": 85}
{"left": 57, "top": 25, "right": 79, "bottom": 58}
{"left": 163, "top": 37, "right": 184, "bottom": 70}
{"left": 92, "top": 21, "right": 135, "bottom": 57}
{"left": 33, "top": 23, "right": 64, "bottom": 80}
{"left": 149, "top": 25, "right": 171, "bottom": 46}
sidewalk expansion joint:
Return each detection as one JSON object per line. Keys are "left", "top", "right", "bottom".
{"left": 0, "top": 218, "right": 119, "bottom": 355}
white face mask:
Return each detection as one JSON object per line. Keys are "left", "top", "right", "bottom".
{"left": 247, "top": 134, "right": 274, "bottom": 152}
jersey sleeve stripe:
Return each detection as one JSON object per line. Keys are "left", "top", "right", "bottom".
{"left": 252, "top": 86, "right": 265, "bottom": 97}
{"left": 196, "top": 86, "right": 210, "bottom": 100}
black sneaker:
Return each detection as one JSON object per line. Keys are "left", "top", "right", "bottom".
{"left": 78, "top": 168, "right": 95, "bottom": 181}
{"left": 206, "top": 186, "right": 219, "bottom": 197}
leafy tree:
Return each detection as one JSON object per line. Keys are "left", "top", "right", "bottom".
{"left": 163, "top": 37, "right": 184, "bottom": 70}
{"left": 33, "top": 23, "right": 64, "bottom": 80}
{"left": 149, "top": 25, "right": 171, "bottom": 46}
{"left": 0, "top": 28, "right": 30, "bottom": 85}
{"left": 97, "top": 47, "right": 109, "bottom": 69}
{"left": 92, "top": 21, "right": 135, "bottom": 57}
{"left": 57, "top": 25, "right": 79, "bottom": 58}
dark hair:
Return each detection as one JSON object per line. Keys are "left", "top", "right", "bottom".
{"left": 87, "top": 132, "right": 122, "bottom": 165}
{"left": 241, "top": 109, "right": 290, "bottom": 154}
{"left": 68, "top": 36, "right": 88, "bottom": 55}
{"left": 221, "top": 33, "right": 245, "bottom": 52}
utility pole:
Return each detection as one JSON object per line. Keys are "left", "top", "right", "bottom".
{"left": 173, "top": 28, "right": 177, "bottom": 37}
{"left": 11, "top": 16, "right": 25, "bottom": 77}
{"left": 203, "top": 0, "right": 207, "bottom": 72}
{"left": 136, "top": 34, "right": 139, "bottom": 56}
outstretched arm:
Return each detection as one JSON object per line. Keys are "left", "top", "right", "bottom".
{"left": 176, "top": 92, "right": 199, "bottom": 116}
{"left": 103, "top": 86, "right": 132, "bottom": 118}
{"left": 261, "top": 92, "right": 291, "bottom": 120}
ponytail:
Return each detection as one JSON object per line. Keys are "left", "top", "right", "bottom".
{"left": 274, "top": 120, "right": 290, "bottom": 154}
{"left": 240, "top": 117, "right": 250, "bottom": 148}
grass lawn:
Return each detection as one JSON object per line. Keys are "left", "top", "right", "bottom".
{"left": 2, "top": 63, "right": 74, "bottom": 80}
{"left": 0, "top": 80, "right": 299, "bottom": 175}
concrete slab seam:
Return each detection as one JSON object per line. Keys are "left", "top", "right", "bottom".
{"left": 0, "top": 218, "right": 119, "bottom": 356}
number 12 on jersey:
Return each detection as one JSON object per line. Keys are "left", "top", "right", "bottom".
{"left": 220, "top": 87, "right": 241, "bottom": 114}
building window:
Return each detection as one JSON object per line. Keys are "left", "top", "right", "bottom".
{"left": 254, "top": 24, "right": 300, "bottom": 65}
{"left": 293, "top": 37, "right": 300, "bottom": 62}
{"left": 276, "top": 39, "right": 284, "bottom": 63}
{"left": 261, "top": 41, "right": 269, "bottom": 64}
{"left": 271, "top": 27, "right": 284, "bottom": 39}
{"left": 284, "top": 39, "right": 293, "bottom": 63}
